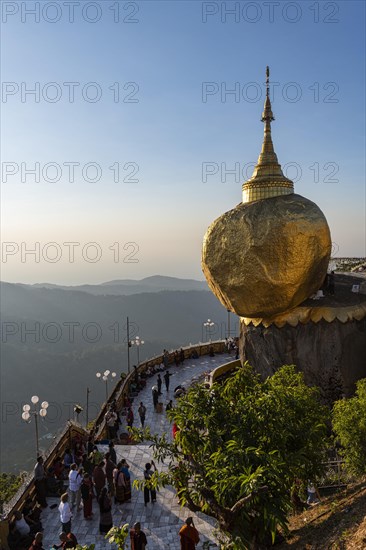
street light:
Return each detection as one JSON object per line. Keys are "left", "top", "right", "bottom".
{"left": 86, "top": 387, "right": 91, "bottom": 428}
{"left": 130, "top": 336, "right": 144, "bottom": 366}
{"left": 204, "top": 319, "right": 215, "bottom": 343}
{"left": 96, "top": 370, "right": 116, "bottom": 401}
{"left": 227, "top": 309, "right": 231, "bottom": 338}
{"left": 126, "top": 316, "right": 131, "bottom": 374}
{"left": 73, "top": 404, "right": 83, "bottom": 423}
{"left": 21, "top": 396, "right": 49, "bottom": 458}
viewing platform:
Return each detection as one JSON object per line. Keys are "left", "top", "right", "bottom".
{"left": 2, "top": 344, "right": 237, "bottom": 550}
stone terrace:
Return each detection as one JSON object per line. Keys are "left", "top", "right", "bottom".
{"left": 41, "top": 352, "right": 233, "bottom": 549}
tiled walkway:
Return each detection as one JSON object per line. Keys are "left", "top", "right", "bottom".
{"left": 41, "top": 353, "right": 233, "bottom": 549}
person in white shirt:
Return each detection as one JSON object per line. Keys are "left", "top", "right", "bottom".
{"left": 307, "top": 481, "right": 321, "bottom": 505}
{"left": 68, "top": 464, "right": 83, "bottom": 510}
{"left": 58, "top": 492, "right": 72, "bottom": 534}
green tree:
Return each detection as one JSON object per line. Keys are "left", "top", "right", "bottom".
{"left": 332, "top": 378, "right": 366, "bottom": 475}
{"left": 0, "top": 472, "right": 27, "bottom": 511}
{"left": 106, "top": 524, "right": 129, "bottom": 549}
{"left": 133, "top": 363, "right": 329, "bottom": 549}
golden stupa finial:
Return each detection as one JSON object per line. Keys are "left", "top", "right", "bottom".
{"left": 262, "top": 66, "right": 274, "bottom": 122}
{"left": 242, "top": 66, "right": 294, "bottom": 204}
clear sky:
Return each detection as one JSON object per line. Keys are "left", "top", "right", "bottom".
{"left": 1, "top": 0, "right": 365, "bottom": 284}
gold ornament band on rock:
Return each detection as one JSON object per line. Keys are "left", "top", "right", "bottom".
{"left": 241, "top": 302, "right": 366, "bottom": 328}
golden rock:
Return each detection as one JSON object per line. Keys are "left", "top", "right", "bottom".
{"left": 202, "top": 67, "right": 332, "bottom": 318}
{"left": 202, "top": 193, "right": 331, "bottom": 318}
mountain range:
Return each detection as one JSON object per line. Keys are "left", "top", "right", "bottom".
{"left": 18, "top": 275, "right": 209, "bottom": 295}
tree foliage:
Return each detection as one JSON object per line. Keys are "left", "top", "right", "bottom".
{"left": 106, "top": 524, "right": 129, "bottom": 549}
{"left": 133, "top": 363, "right": 329, "bottom": 549}
{"left": 0, "top": 472, "right": 27, "bottom": 510}
{"left": 332, "top": 378, "right": 366, "bottom": 475}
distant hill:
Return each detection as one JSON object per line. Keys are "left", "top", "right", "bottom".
{"left": 0, "top": 282, "right": 225, "bottom": 347}
{"left": 26, "top": 275, "right": 209, "bottom": 296}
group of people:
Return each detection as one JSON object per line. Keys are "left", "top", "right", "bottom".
{"left": 125, "top": 347, "right": 203, "bottom": 427}
{"left": 151, "top": 369, "right": 173, "bottom": 411}
{"left": 7, "top": 505, "right": 42, "bottom": 550}
{"left": 57, "top": 452, "right": 133, "bottom": 534}
{"left": 54, "top": 452, "right": 201, "bottom": 548}
{"left": 10, "top": 516, "right": 201, "bottom": 550}
{"left": 156, "top": 370, "right": 172, "bottom": 394}
{"left": 20, "top": 349, "right": 210, "bottom": 550}
{"left": 161, "top": 347, "right": 186, "bottom": 368}
{"left": 119, "top": 357, "right": 176, "bottom": 431}
{"left": 7, "top": 503, "right": 78, "bottom": 550}
{"left": 26, "top": 436, "right": 135, "bottom": 547}
{"left": 225, "top": 337, "right": 239, "bottom": 359}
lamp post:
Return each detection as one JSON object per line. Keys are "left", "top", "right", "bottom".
{"left": 130, "top": 336, "right": 144, "bottom": 366}
{"left": 204, "top": 319, "right": 215, "bottom": 343}
{"left": 96, "top": 370, "right": 117, "bottom": 402}
{"left": 126, "top": 316, "right": 131, "bottom": 374}
{"left": 227, "top": 309, "right": 231, "bottom": 338}
{"left": 86, "top": 387, "right": 90, "bottom": 428}
{"left": 73, "top": 404, "right": 83, "bottom": 423}
{"left": 21, "top": 396, "right": 49, "bottom": 458}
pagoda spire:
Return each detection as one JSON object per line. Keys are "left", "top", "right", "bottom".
{"left": 242, "top": 66, "right": 294, "bottom": 204}
{"left": 262, "top": 66, "right": 274, "bottom": 121}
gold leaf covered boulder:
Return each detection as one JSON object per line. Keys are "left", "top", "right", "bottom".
{"left": 202, "top": 194, "right": 331, "bottom": 317}
{"left": 202, "top": 67, "right": 332, "bottom": 318}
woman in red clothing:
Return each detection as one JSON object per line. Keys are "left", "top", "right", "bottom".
{"left": 53, "top": 457, "right": 65, "bottom": 480}
{"left": 172, "top": 422, "right": 179, "bottom": 439}
{"left": 113, "top": 462, "right": 126, "bottom": 504}
{"left": 92, "top": 461, "right": 106, "bottom": 499}
{"left": 80, "top": 473, "right": 94, "bottom": 519}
